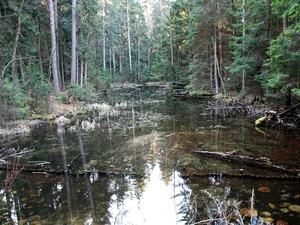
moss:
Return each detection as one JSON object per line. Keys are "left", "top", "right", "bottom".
{"left": 255, "top": 115, "right": 267, "bottom": 126}
{"left": 31, "top": 114, "right": 44, "bottom": 119}
{"left": 46, "top": 114, "right": 57, "bottom": 120}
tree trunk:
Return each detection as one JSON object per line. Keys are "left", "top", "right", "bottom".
{"left": 126, "top": 0, "right": 132, "bottom": 75}
{"left": 71, "top": 0, "right": 77, "bottom": 84}
{"left": 266, "top": 0, "right": 271, "bottom": 39}
{"left": 36, "top": 17, "right": 44, "bottom": 76}
{"left": 19, "top": 59, "right": 25, "bottom": 87}
{"left": 11, "top": 0, "right": 25, "bottom": 90}
{"left": 213, "top": 34, "right": 219, "bottom": 94}
{"left": 209, "top": 46, "right": 213, "bottom": 91}
{"left": 48, "top": 0, "right": 60, "bottom": 93}
{"left": 80, "top": 58, "right": 84, "bottom": 86}
{"left": 112, "top": 45, "right": 116, "bottom": 80}
{"left": 137, "top": 16, "right": 141, "bottom": 81}
{"left": 102, "top": 0, "right": 106, "bottom": 71}
{"left": 148, "top": 46, "right": 152, "bottom": 72}
{"left": 119, "top": 45, "right": 123, "bottom": 76}
{"left": 170, "top": 27, "right": 174, "bottom": 67}
{"left": 53, "top": 0, "right": 61, "bottom": 87}
{"left": 109, "top": 48, "right": 112, "bottom": 78}
{"left": 84, "top": 58, "right": 88, "bottom": 87}
{"left": 242, "top": 0, "right": 246, "bottom": 91}
{"left": 60, "top": 43, "right": 65, "bottom": 89}
{"left": 217, "top": 2, "right": 223, "bottom": 79}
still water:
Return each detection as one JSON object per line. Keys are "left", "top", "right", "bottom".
{"left": 0, "top": 90, "right": 300, "bottom": 224}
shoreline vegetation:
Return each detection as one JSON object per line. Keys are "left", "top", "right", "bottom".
{"left": 0, "top": 83, "right": 299, "bottom": 138}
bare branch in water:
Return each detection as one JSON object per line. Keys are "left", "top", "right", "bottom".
{"left": 0, "top": 147, "right": 34, "bottom": 163}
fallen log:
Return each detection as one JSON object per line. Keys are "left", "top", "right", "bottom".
{"left": 0, "top": 162, "right": 143, "bottom": 178}
{"left": 192, "top": 149, "right": 300, "bottom": 177}
{"left": 1, "top": 160, "right": 298, "bottom": 180}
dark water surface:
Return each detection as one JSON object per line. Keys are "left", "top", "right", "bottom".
{"left": 0, "top": 92, "right": 300, "bottom": 224}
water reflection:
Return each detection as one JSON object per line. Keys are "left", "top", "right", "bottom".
{"left": 0, "top": 94, "right": 300, "bottom": 224}
{"left": 108, "top": 162, "right": 189, "bottom": 225}
{"left": 57, "top": 126, "right": 74, "bottom": 224}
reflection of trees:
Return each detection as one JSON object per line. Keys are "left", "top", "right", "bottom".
{"left": 57, "top": 129, "right": 74, "bottom": 224}
{"left": 77, "top": 129, "right": 96, "bottom": 221}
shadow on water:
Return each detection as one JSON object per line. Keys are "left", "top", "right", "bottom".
{"left": 0, "top": 88, "right": 300, "bottom": 224}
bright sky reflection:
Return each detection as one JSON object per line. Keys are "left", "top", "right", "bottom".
{"left": 108, "top": 163, "right": 190, "bottom": 225}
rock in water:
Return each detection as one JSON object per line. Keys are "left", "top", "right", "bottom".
{"left": 288, "top": 204, "right": 300, "bottom": 213}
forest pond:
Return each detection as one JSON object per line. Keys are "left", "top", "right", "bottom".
{"left": 0, "top": 88, "right": 300, "bottom": 225}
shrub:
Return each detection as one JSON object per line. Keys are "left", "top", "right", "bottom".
{"left": 0, "top": 78, "right": 30, "bottom": 120}
{"left": 69, "top": 83, "right": 98, "bottom": 103}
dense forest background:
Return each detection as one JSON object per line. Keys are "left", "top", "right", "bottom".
{"left": 0, "top": 0, "right": 299, "bottom": 121}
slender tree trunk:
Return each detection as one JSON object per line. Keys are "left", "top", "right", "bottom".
{"left": 80, "top": 58, "right": 84, "bottom": 86}
{"left": 148, "top": 46, "right": 152, "bottom": 71}
{"left": 217, "top": 2, "right": 223, "bottom": 81}
{"left": 48, "top": 0, "right": 60, "bottom": 93}
{"left": 137, "top": 16, "right": 141, "bottom": 81}
{"left": 282, "top": 17, "right": 288, "bottom": 29}
{"left": 53, "top": 0, "right": 61, "bottom": 87}
{"left": 84, "top": 58, "right": 88, "bottom": 87}
{"left": 11, "top": 0, "right": 25, "bottom": 90}
{"left": 145, "top": 0, "right": 152, "bottom": 37}
{"left": 119, "top": 45, "right": 123, "bottom": 76}
{"left": 102, "top": 0, "right": 106, "bottom": 71}
{"left": 242, "top": 0, "right": 246, "bottom": 91}
{"left": 213, "top": 39, "right": 219, "bottom": 94}
{"left": 109, "top": 48, "right": 112, "bottom": 77}
{"left": 20, "top": 59, "right": 25, "bottom": 86}
{"left": 112, "top": 45, "right": 116, "bottom": 73}
{"left": 60, "top": 43, "right": 65, "bottom": 89}
{"left": 213, "top": 26, "right": 219, "bottom": 94}
{"left": 266, "top": 0, "right": 271, "bottom": 39}
{"left": 71, "top": 0, "right": 77, "bottom": 84}
{"left": 37, "top": 18, "right": 44, "bottom": 77}
{"left": 209, "top": 46, "right": 213, "bottom": 91}
{"left": 170, "top": 28, "right": 174, "bottom": 67}
{"left": 126, "top": 0, "right": 132, "bottom": 75}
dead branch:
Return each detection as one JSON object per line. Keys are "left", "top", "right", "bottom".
{"left": 0, "top": 147, "right": 34, "bottom": 163}
{"left": 3, "top": 157, "right": 23, "bottom": 192}
{"left": 278, "top": 102, "right": 300, "bottom": 116}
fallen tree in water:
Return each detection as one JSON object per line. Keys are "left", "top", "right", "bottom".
{"left": 192, "top": 149, "right": 300, "bottom": 179}
{"left": 1, "top": 151, "right": 299, "bottom": 180}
